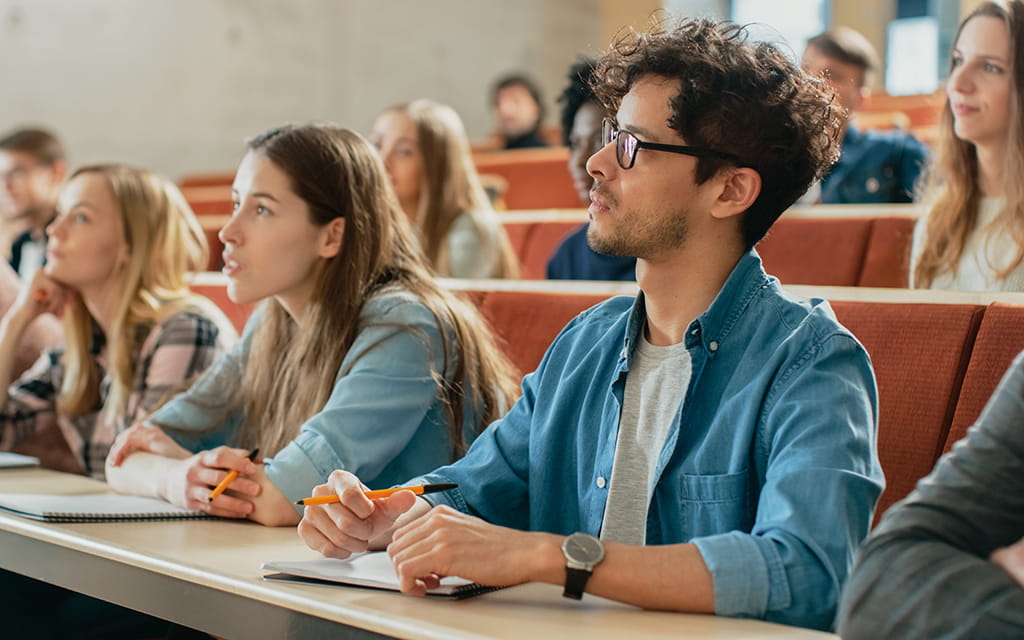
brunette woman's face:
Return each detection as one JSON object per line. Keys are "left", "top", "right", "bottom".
{"left": 948, "top": 15, "right": 1013, "bottom": 149}
{"left": 369, "top": 111, "right": 424, "bottom": 218}
{"left": 220, "top": 151, "right": 341, "bottom": 318}
{"left": 45, "top": 173, "right": 126, "bottom": 290}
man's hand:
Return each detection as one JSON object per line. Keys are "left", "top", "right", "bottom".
{"left": 387, "top": 505, "right": 563, "bottom": 595}
{"left": 298, "top": 470, "right": 426, "bottom": 558}
{"left": 991, "top": 537, "right": 1024, "bottom": 588}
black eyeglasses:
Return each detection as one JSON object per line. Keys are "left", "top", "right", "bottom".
{"left": 601, "top": 118, "right": 737, "bottom": 170}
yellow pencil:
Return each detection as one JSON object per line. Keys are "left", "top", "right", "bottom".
{"left": 206, "top": 448, "right": 259, "bottom": 502}
{"left": 294, "top": 483, "right": 458, "bottom": 506}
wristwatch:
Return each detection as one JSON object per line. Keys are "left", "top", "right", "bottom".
{"left": 561, "top": 532, "right": 605, "bottom": 600}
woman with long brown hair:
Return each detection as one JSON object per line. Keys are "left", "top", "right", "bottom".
{"left": 106, "top": 123, "right": 519, "bottom": 526}
{"left": 911, "top": 0, "right": 1024, "bottom": 291}
{"left": 370, "top": 99, "right": 519, "bottom": 278}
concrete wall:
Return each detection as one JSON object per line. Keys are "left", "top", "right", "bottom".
{"left": 0, "top": 0, "right": 601, "bottom": 179}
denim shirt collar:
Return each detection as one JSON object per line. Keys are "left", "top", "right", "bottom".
{"left": 620, "top": 249, "right": 771, "bottom": 365}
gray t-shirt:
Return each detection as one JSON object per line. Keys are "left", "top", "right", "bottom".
{"left": 600, "top": 335, "right": 691, "bottom": 545}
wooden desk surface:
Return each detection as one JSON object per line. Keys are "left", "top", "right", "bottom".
{"left": 0, "top": 468, "right": 836, "bottom": 639}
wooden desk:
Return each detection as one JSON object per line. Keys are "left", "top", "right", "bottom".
{"left": 0, "top": 468, "right": 836, "bottom": 639}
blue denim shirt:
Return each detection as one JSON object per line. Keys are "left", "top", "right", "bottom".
{"left": 147, "top": 287, "right": 481, "bottom": 507}
{"left": 820, "top": 126, "right": 928, "bottom": 204}
{"left": 419, "top": 250, "right": 883, "bottom": 630}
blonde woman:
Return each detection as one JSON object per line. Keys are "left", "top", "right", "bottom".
{"left": 370, "top": 99, "right": 519, "bottom": 278}
{"left": 0, "top": 164, "right": 235, "bottom": 478}
{"left": 106, "top": 124, "right": 520, "bottom": 527}
{"left": 911, "top": 0, "right": 1024, "bottom": 291}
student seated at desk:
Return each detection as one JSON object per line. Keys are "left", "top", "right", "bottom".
{"left": 0, "top": 164, "right": 234, "bottom": 478}
{"left": 370, "top": 100, "right": 518, "bottom": 278}
{"left": 106, "top": 124, "right": 519, "bottom": 526}
{"left": 297, "top": 19, "right": 883, "bottom": 632}
{"left": 911, "top": 1, "right": 1024, "bottom": 291}
{"left": 837, "top": 350, "right": 1024, "bottom": 638}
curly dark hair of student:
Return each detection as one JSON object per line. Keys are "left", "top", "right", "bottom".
{"left": 592, "top": 18, "right": 844, "bottom": 248}
{"left": 558, "top": 57, "right": 598, "bottom": 146}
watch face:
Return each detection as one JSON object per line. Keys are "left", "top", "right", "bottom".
{"left": 563, "top": 532, "right": 604, "bottom": 564}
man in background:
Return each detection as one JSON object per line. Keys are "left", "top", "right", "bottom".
{"left": 0, "top": 127, "right": 66, "bottom": 281}
{"left": 802, "top": 28, "right": 928, "bottom": 203}
{"left": 492, "top": 73, "right": 549, "bottom": 149}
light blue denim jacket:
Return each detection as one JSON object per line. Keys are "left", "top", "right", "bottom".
{"left": 148, "top": 287, "right": 480, "bottom": 506}
{"left": 418, "top": 250, "right": 884, "bottom": 630}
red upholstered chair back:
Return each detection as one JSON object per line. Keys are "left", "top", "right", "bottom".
{"left": 944, "top": 303, "right": 1024, "bottom": 453}
{"left": 757, "top": 218, "right": 874, "bottom": 286}
{"left": 473, "top": 148, "right": 579, "bottom": 210}
{"left": 476, "top": 290, "right": 620, "bottom": 377}
{"left": 831, "top": 300, "right": 984, "bottom": 522}
{"left": 502, "top": 221, "right": 533, "bottom": 270}
{"left": 517, "top": 221, "right": 582, "bottom": 280}
{"left": 858, "top": 216, "right": 916, "bottom": 287}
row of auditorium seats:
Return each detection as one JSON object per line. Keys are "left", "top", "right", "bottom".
{"left": 178, "top": 147, "right": 580, "bottom": 213}
{"left": 196, "top": 205, "right": 920, "bottom": 288}
{"left": 189, "top": 274, "right": 1024, "bottom": 524}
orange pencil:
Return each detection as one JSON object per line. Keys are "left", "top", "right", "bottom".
{"left": 206, "top": 448, "right": 259, "bottom": 502}
{"left": 294, "top": 482, "right": 458, "bottom": 506}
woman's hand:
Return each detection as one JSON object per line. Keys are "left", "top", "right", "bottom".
{"left": 160, "top": 446, "right": 263, "bottom": 518}
{"left": 107, "top": 423, "right": 190, "bottom": 467}
{"left": 12, "top": 269, "right": 66, "bottom": 323}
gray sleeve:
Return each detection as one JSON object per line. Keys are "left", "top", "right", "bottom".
{"left": 837, "top": 351, "right": 1024, "bottom": 639}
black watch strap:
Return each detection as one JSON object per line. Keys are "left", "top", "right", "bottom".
{"left": 563, "top": 566, "right": 591, "bottom": 600}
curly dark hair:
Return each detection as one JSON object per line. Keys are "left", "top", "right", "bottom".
{"left": 592, "top": 18, "right": 843, "bottom": 248}
{"left": 558, "top": 57, "right": 598, "bottom": 146}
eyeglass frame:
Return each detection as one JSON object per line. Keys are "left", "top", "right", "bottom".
{"left": 601, "top": 118, "right": 739, "bottom": 170}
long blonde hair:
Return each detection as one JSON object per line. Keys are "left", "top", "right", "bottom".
{"left": 914, "top": 0, "right": 1024, "bottom": 287}
{"left": 384, "top": 100, "right": 519, "bottom": 278}
{"left": 59, "top": 164, "right": 212, "bottom": 422}
{"left": 234, "top": 124, "right": 519, "bottom": 459}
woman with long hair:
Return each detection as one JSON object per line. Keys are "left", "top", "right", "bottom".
{"left": 0, "top": 164, "right": 234, "bottom": 477}
{"left": 370, "top": 99, "right": 519, "bottom": 278}
{"left": 911, "top": 0, "right": 1024, "bottom": 290}
{"left": 106, "top": 123, "right": 520, "bottom": 526}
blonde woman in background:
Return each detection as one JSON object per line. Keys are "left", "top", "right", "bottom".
{"left": 370, "top": 99, "right": 519, "bottom": 278}
{"left": 106, "top": 124, "right": 519, "bottom": 527}
{"left": 0, "top": 164, "right": 234, "bottom": 478}
{"left": 911, "top": 0, "right": 1024, "bottom": 291}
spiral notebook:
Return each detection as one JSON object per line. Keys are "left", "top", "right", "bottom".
{"left": 0, "top": 493, "right": 210, "bottom": 523}
{"left": 262, "top": 552, "right": 502, "bottom": 599}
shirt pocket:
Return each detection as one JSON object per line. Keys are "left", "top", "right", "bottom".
{"left": 677, "top": 469, "right": 754, "bottom": 535}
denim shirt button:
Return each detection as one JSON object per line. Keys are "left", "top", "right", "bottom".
{"left": 596, "top": 476, "right": 607, "bottom": 489}
{"left": 709, "top": 340, "right": 719, "bottom": 352}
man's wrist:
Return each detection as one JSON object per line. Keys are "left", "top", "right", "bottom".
{"left": 528, "top": 532, "right": 570, "bottom": 585}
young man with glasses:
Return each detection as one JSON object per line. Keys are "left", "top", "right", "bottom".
{"left": 0, "top": 128, "right": 66, "bottom": 281}
{"left": 297, "top": 19, "right": 883, "bottom": 632}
